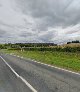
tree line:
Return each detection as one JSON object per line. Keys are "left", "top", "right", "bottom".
{"left": 0, "top": 41, "right": 80, "bottom": 52}
{"left": 67, "top": 40, "right": 80, "bottom": 44}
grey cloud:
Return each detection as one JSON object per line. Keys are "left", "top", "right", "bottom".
{"left": 66, "top": 30, "right": 79, "bottom": 35}
{"left": 20, "top": 32, "right": 34, "bottom": 37}
{"left": 0, "top": 0, "right": 80, "bottom": 43}
{"left": 16, "top": 0, "right": 80, "bottom": 29}
{"left": 0, "top": 2, "right": 3, "bottom": 7}
{"left": 0, "top": 20, "right": 30, "bottom": 29}
{"left": 0, "top": 29, "right": 7, "bottom": 37}
{"left": 37, "top": 30, "right": 57, "bottom": 42}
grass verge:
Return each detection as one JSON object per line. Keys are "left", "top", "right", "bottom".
{"left": 1, "top": 49, "right": 80, "bottom": 72}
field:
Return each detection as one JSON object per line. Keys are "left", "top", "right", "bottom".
{"left": 1, "top": 49, "right": 80, "bottom": 72}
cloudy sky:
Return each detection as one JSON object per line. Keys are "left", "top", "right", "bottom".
{"left": 0, "top": 0, "right": 80, "bottom": 44}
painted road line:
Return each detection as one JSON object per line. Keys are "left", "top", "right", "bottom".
{"left": 0, "top": 56, "right": 19, "bottom": 77}
{"left": 21, "top": 56, "right": 23, "bottom": 58}
{"left": 17, "top": 56, "right": 20, "bottom": 57}
{"left": 13, "top": 55, "right": 16, "bottom": 56}
{"left": 0, "top": 56, "right": 37, "bottom": 92}
{"left": 33, "top": 60, "right": 80, "bottom": 76}
{"left": 7, "top": 54, "right": 80, "bottom": 76}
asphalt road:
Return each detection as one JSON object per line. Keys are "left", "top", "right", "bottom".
{"left": 0, "top": 53, "right": 80, "bottom": 92}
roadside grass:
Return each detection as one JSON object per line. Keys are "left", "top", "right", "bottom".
{"left": 1, "top": 49, "right": 80, "bottom": 72}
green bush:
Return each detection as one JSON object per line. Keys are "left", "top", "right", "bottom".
{"left": 23, "top": 47, "right": 80, "bottom": 52}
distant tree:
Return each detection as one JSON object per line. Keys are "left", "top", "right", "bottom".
{"left": 72, "top": 40, "right": 79, "bottom": 43}
{"left": 67, "top": 40, "right": 80, "bottom": 44}
{"left": 67, "top": 42, "right": 71, "bottom": 44}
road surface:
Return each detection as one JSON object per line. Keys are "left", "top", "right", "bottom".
{"left": 0, "top": 53, "right": 80, "bottom": 92}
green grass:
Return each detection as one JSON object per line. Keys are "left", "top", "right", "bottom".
{"left": 1, "top": 49, "right": 80, "bottom": 72}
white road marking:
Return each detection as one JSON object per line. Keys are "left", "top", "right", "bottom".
{"left": 5, "top": 53, "right": 80, "bottom": 76}
{"left": 0, "top": 56, "right": 37, "bottom": 92}
{"left": 33, "top": 60, "right": 80, "bottom": 76}
{"left": 14, "top": 55, "right": 16, "bottom": 56}
{"left": 21, "top": 56, "right": 23, "bottom": 58}
{"left": 9, "top": 53, "right": 80, "bottom": 76}
{"left": 17, "top": 54, "right": 80, "bottom": 76}
{"left": 17, "top": 56, "right": 20, "bottom": 57}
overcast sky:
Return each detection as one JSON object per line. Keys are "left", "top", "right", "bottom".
{"left": 0, "top": 0, "right": 80, "bottom": 44}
